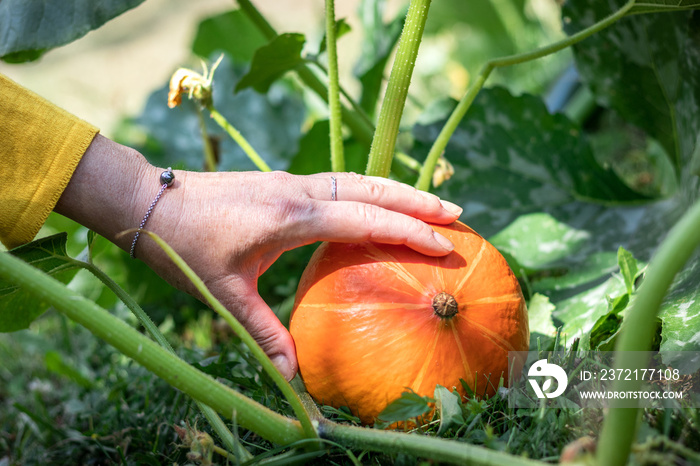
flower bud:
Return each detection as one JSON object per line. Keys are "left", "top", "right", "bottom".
{"left": 167, "top": 68, "right": 212, "bottom": 108}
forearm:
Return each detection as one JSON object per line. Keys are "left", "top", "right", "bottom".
{"left": 54, "top": 134, "right": 160, "bottom": 251}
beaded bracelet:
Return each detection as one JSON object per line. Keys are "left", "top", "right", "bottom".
{"left": 129, "top": 167, "right": 175, "bottom": 259}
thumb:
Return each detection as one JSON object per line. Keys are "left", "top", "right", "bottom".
{"left": 212, "top": 276, "right": 298, "bottom": 381}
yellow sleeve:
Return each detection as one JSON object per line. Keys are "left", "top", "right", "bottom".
{"left": 0, "top": 74, "right": 99, "bottom": 249}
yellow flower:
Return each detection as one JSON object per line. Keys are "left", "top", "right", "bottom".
{"left": 167, "top": 54, "right": 223, "bottom": 108}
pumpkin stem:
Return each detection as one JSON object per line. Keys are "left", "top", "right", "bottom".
{"left": 432, "top": 292, "right": 458, "bottom": 318}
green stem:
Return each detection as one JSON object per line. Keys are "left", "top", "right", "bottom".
{"left": 237, "top": 0, "right": 375, "bottom": 148}
{"left": 320, "top": 420, "right": 546, "bottom": 466}
{"left": 365, "top": 0, "right": 431, "bottom": 178}
{"left": 213, "top": 444, "right": 238, "bottom": 462}
{"left": 415, "top": 70, "right": 490, "bottom": 191}
{"left": 75, "top": 259, "right": 250, "bottom": 461}
{"left": 207, "top": 106, "right": 271, "bottom": 172}
{"left": 76, "top": 260, "right": 167, "bottom": 348}
{"left": 291, "top": 377, "right": 324, "bottom": 422}
{"left": 139, "top": 231, "right": 318, "bottom": 442}
{"left": 597, "top": 199, "right": 700, "bottom": 466}
{"left": 197, "top": 106, "right": 218, "bottom": 172}
{"left": 0, "top": 251, "right": 305, "bottom": 446}
{"left": 236, "top": 0, "right": 276, "bottom": 40}
{"left": 489, "top": 0, "right": 634, "bottom": 67}
{"left": 415, "top": 0, "right": 635, "bottom": 191}
{"left": 325, "top": 0, "right": 344, "bottom": 172}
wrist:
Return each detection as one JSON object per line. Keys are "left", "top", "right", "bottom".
{"left": 128, "top": 166, "right": 179, "bottom": 258}
{"left": 55, "top": 134, "right": 157, "bottom": 250}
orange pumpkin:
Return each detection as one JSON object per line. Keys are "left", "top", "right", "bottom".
{"left": 290, "top": 221, "right": 529, "bottom": 425}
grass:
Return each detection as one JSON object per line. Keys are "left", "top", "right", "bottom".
{"left": 2, "top": 220, "right": 699, "bottom": 465}
{"left": 0, "top": 313, "right": 193, "bottom": 465}
{"left": 3, "top": 305, "right": 700, "bottom": 465}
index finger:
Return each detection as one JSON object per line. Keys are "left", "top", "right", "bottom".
{"left": 298, "top": 200, "right": 457, "bottom": 256}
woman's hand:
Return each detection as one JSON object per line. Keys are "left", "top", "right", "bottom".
{"left": 56, "top": 135, "right": 463, "bottom": 381}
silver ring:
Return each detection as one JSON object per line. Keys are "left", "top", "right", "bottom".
{"left": 331, "top": 176, "right": 337, "bottom": 201}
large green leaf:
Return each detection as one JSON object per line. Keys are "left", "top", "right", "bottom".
{"left": 0, "top": 0, "right": 145, "bottom": 62}
{"left": 0, "top": 234, "right": 78, "bottom": 332}
{"left": 658, "top": 254, "right": 700, "bottom": 365}
{"left": 490, "top": 213, "right": 592, "bottom": 270}
{"left": 551, "top": 265, "right": 627, "bottom": 348}
{"left": 489, "top": 213, "right": 621, "bottom": 294}
{"left": 418, "top": 6, "right": 700, "bottom": 366}
{"left": 415, "top": 89, "right": 667, "bottom": 315}
{"left": 480, "top": 196, "right": 694, "bottom": 355}
{"left": 235, "top": 33, "right": 307, "bottom": 94}
{"left": 558, "top": 0, "right": 700, "bottom": 369}
{"left": 434, "top": 385, "right": 463, "bottom": 436}
{"left": 191, "top": 10, "right": 268, "bottom": 63}
{"left": 417, "top": 87, "right": 647, "bottom": 237}
{"left": 377, "top": 390, "right": 433, "bottom": 425}
{"left": 564, "top": 0, "right": 700, "bottom": 181}
{"left": 124, "top": 56, "right": 306, "bottom": 172}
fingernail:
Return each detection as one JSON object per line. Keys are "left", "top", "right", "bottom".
{"left": 271, "top": 354, "right": 293, "bottom": 381}
{"left": 433, "top": 231, "right": 455, "bottom": 251}
{"left": 440, "top": 200, "right": 463, "bottom": 217}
